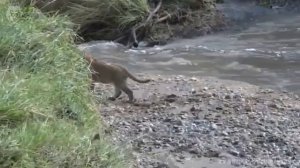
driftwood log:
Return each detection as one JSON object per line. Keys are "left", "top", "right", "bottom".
{"left": 130, "top": 0, "right": 162, "bottom": 48}
{"left": 113, "top": 0, "right": 162, "bottom": 48}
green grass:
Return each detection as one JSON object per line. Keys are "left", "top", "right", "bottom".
{"left": 11, "top": 0, "right": 218, "bottom": 42}
{"left": 0, "top": 1, "right": 130, "bottom": 167}
{"left": 68, "top": 0, "right": 149, "bottom": 27}
{"left": 66, "top": 0, "right": 149, "bottom": 39}
{"left": 12, "top": 0, "right": 150, "bottom": 40}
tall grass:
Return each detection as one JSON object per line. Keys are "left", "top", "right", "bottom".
{"left": 0, "top": 1, "right": 130, "bottom": 167}
{"left": 66, "top": 0, "right": 150, "bottom": 39}
{"left": 12, "top": 0, "right": 150, "bottom": 40}
{"left": 68, "top": 0, "right": 149, "bottom": 27}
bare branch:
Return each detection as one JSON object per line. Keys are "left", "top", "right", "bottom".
{"left": 130, "top": 0, "right": 162, "bottom": 48}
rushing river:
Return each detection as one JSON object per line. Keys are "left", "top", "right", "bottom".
{"left": 79, "top": 6, "right": 300, "bottom": 95}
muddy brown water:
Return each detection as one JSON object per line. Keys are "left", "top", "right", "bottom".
{"left": 79, "top": 13, "right": 300, "bottom": 96}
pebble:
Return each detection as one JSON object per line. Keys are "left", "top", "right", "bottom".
{"left": 98, "top": 75, "right": 299, "bottom": 168}
{"left": 228, "top": 149, "right": 240, "bottom": 157}
{"left": 190, "top": 106, "right": 196, "bottom": 111}
{"left": 225, "top": 94, "right": 232, "bottom": 99}
{"left": 211, "top": 123, "right": 218, "bottom": 130}
{"left": 190, "top": 77, "right": 198, "bottom": 81}
{"left": 221, "top": 131, "right": 229, "bottom": 136}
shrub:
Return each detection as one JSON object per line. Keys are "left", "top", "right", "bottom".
{"left": 11, "top": 0, "right": 150, "bottom": 40}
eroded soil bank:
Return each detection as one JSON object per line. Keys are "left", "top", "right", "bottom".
{"left": 94, "top": 74, "right": 300, "bottom": 168}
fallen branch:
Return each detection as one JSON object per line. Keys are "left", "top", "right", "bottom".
{"left": 156, "top": 13, "right": 171, "bottom": 23}
{"left": 130, "top": 0, "right": 162, "bottom": 48}
{"left": 113, "top": 35, "right": 127, "bottom": 43}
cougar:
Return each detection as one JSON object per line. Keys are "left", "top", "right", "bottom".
{"left": 84, "top": 53, "right": 151, "bottom": 102}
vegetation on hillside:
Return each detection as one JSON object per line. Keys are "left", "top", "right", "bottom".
{"left": 13, "top": 0, "right": 223, "bottom": 46}
{"left": 0, "top": 1, "right": 129, "bottom": 167}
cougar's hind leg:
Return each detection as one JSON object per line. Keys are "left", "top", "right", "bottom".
{"left": 120, "top": 84, "right": 134, "bottom": 103}
{"left": 108, "top": 86, "right": 122, "bottom": 101}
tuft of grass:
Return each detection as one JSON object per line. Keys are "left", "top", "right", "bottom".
{"left": 69, "top": 0, "right": 149, "bottom": 26}
{"left": 0, "top": 1, "right": 131, "bottom": 167}
{"left": 12, "top": 0, "right": 150, "bottom": 40}
{"left": 66, "top": 0, "right": 150, "bottom": 38}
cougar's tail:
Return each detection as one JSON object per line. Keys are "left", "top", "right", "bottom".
{"left": 126, "top": 70, "right": 151, "bottom": 83}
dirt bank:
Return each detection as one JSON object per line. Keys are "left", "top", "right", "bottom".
{"left": 18, "top": 0, "right": 226, "bottom": 47}
{"left": 94, "top": 75, "right": 300, "bottom": 168}
{"left": 144, "top": 2, "right": 226, "bottom": 46}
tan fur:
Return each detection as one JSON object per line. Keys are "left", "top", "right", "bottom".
{"left": 84, "top": 53, "right": 151, "bottom": 102}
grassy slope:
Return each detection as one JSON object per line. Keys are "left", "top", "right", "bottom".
{"left": 0, "top": 1, "right": 129, "bottom": 168}
{"left": 13, "top": 0, "right": 221, "bottom": 43}
{"left": 12, "top": 0, "right": 150, "bottom": 41}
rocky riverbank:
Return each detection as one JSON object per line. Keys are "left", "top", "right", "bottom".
{"left": 94, "top": 74, "right": 300, "bottom": 168}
